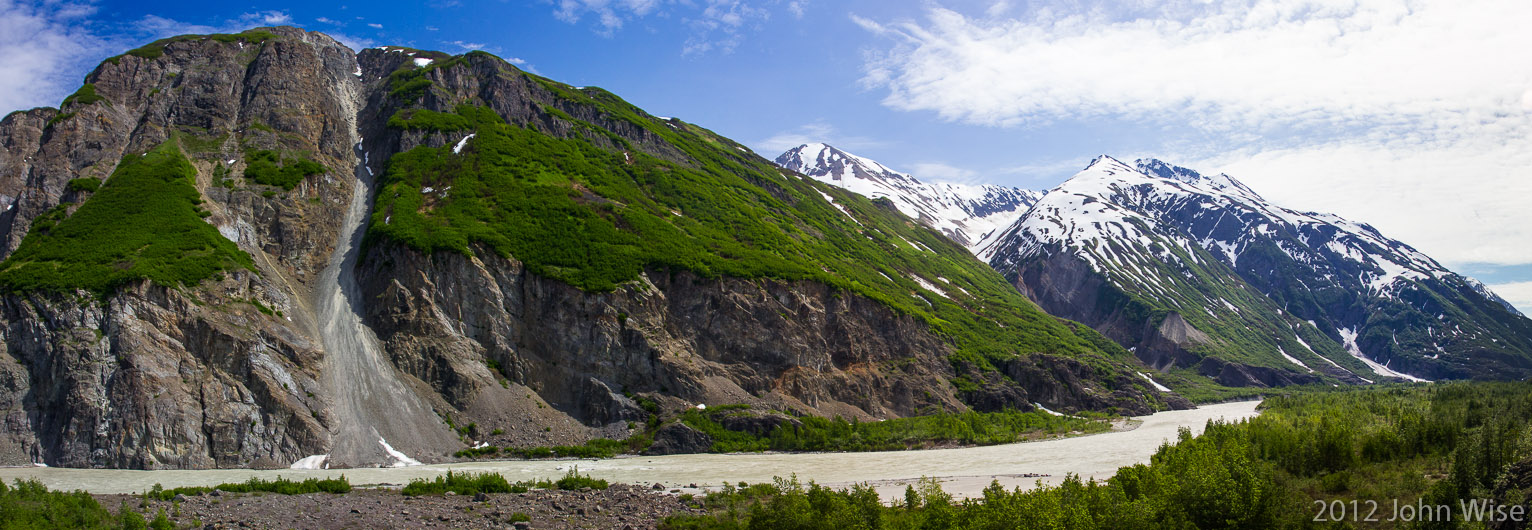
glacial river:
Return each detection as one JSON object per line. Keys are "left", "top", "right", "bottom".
{"left": 0, "top": 400, "right": 1260, "bottom": 500}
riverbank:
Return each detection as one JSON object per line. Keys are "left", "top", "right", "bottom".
{"left": 0, "top": 400, "right": 1261, "bottom": 501}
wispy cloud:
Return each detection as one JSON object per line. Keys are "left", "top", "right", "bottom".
{"left": 551, "top": 0, "right": 788, "bottom": 55}
{"left": 241, "top": 10, "right": 291, "bottom": 25}
{"left": 754, "top": 121, "right": 887, "bottom": 155}
{"left": 0, "top": 1, "right": 110, "bottom": 113}
{"left": 908, "top": 162, "right": 976, "bottom": 182}
{"left": 855, "top": 0, "right": 1532, "bottom": 268}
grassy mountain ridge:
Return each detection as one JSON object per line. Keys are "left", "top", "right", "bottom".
{"left": 363, "top": 49, "right": 1181, "bottom": 408}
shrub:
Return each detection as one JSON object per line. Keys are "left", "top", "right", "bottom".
{"left": 401, "top": 471, "right": 517, "bottom": 496}
{"left": 554, "top": 467, "right": 609, "bottom": 491}
{"left": 62, "top": 84, "right": 108, "bottom": 107}
{"left": 67, "top": 178, "right": 101, "bottom": 193}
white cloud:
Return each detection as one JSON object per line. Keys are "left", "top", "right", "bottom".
{"left": 328, "top": 32, "right": 376, "bottom": 51}
{"left": 1486, "top": 281, "right": 1532, "bottom": 317}
{"left": 552, "top": 0, "right": 787, "bottom": 55}
{"left": 754, "top": 122, "right": 887, "bottom": 155}
{"left": 1185, "top": 136, "right": 1532, "bottom": 268}
{"left": 447, "top": 40, "right": 486, "bottom": 51}
{"left": 787, "top": 1, "right": 804, "bottom": 18}
{"left": 859, "top": 1, "right": 1532, "bottom": 131}
{"left": 367, "top": 22, "right": 383, "bottom": 29}
{"left": 316, "top": 17, "right": 340, "bottom": 25}
{"left": 0, "top": 1, "right": 110, "bottom": 113}
{"left": 909, "top": 162, "right": 976, "bottom": 182}
{"left": 241, "top": 10, "right": 291, "bottom": 25}
{"left": 856, "top": 0, "right": 1532, "bottom": 268}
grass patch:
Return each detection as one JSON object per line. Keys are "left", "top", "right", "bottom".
{"left": 145, "top": 476, "right": 350, "bottom": 501}
{"left": 66, "top": 178, "right": 101, "bottom": 194}
{"left": 387, "top": 108, "right": 473, "bottom": 131}
{"left": 242, "top": 149, "right": 324, "bottom": 190}
{"left": 62, "top": 84, "right": 108, "bottom": 108}
{"left": 44, "top": 112, "right": 75, "bottom": 129}
{"left": 402, "top": 471, "right": 521, "bottom": 497}
{"left": 106, "top": 31, "right": 277, "bottom": 65}
{"left": 0, "top": 142, "right": 253, "bottom": 295}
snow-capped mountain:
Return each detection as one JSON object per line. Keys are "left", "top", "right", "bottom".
{"left": 986, "top": 156, "right": 1532, "bottom": 384}
{"left": 775, "top": 143, "right": 1042, "bottom": 253}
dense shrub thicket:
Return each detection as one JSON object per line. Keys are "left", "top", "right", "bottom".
{"left": 0, "top": 142, "right": 252, "bottom": 295}
{"left": 242, "top": 149, "right": 324, "bottom": 190}
{"left": 664, "top": 382, "right": 1532, "bottom": 529}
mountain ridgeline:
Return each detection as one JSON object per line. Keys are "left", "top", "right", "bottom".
{"left": 774, "top": 147, "right": 1532, "bottom": 389}
{"left": 774, "top": 143, "right": 1042, "bottom": 253}
{"left": 983, "top": 156, "right": 1532, "bottom": 385}
{"left": 0, "top": 28, "right": 1178, "bottom": 469}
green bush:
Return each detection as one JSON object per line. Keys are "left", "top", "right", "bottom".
{"left": 401, "top": 471, "right": 520, "bottom": 496}
{"left": 554, "top": 467, "right": 609, "bottom": 490}
{"left": 0, "top": 142, "right": 253, "bottom": 295}
{"left": 67, "top": 178, "right": 101, "bottom": 193}
{"left": 145, "top": 476, "right": 350, "bottom": 501}
{"left": 62, "top": 84, "right": 108, "bottom": 107}
{"left": 243, "top": 150, "right": 324, "bottom": 190}
{"left": 0, "top": 479, "right": 119, "bottom": 529}
{"left": 387, "top": 109, "right": 472, "bottom": 131}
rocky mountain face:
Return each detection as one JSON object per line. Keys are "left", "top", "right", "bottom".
{"left": 0, "top": 29, "right": 1179, "bottom": 469}
{"left": 986, "top": 156, "right": 1532, "bottom": 386}
{"left": 774, "top": 143, "right": 1042, "bottom": 252}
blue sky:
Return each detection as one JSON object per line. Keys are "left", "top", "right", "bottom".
{"left": 3, "top": 0, "right": 1530, "bottom": 312}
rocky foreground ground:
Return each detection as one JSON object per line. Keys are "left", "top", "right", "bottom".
{"left": 98, "top": 484, "right": 701, "bottom": 530}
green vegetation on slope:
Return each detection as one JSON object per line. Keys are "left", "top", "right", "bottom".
{"left": 367, "top": 66, "right": 1155, "bottom": 384}
{"left": 0, "top": 142, "right": 252, "bottom": 295}
{"left": 665, "top": 382, "right": 1532, "bottom": 529}
{"left": 241, "top": 149, "right": 324, "bottom": 190}
{"left": 106, "top": 31, "right": 277, "bottom": 64}
{"left": 61, "top": 84, "right": 108, "bottom": 108}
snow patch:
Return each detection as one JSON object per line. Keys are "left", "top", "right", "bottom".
{"left": 289, "top": 454, "right": 329, "bottom": 470}
{"left": 1137, "top": 372, "right": 1172, "bottom": 392}
{"left": 1277, "top": 346, "right": 1313, "bottom": 372}
{"left": 1338, "top": 327, "right": 1430, "bottom": 382}
{"left": 452, "top": 134, "right": 475, "bottom": 154}
{"left": 911, "top": 276, "right": 949, "bottom": 299}
{"left": 379, "top": 438, "right": 423, "bottom": 467}
{"left": 413, "top": 57, "right": 433, "bottom": 67}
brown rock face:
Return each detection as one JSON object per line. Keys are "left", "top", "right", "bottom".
{"left": 0, "top": 27, "right": 361, "bottom": 468}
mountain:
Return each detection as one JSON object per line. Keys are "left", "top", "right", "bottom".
{"left": 774, "top": 143, "right": 1042, "bottom": 252}
{"left": 0, "top": 28, "right": 1180, "bottom": 469}
{"left": 985, "top": 156, "right": 1532, "bottom": 386}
